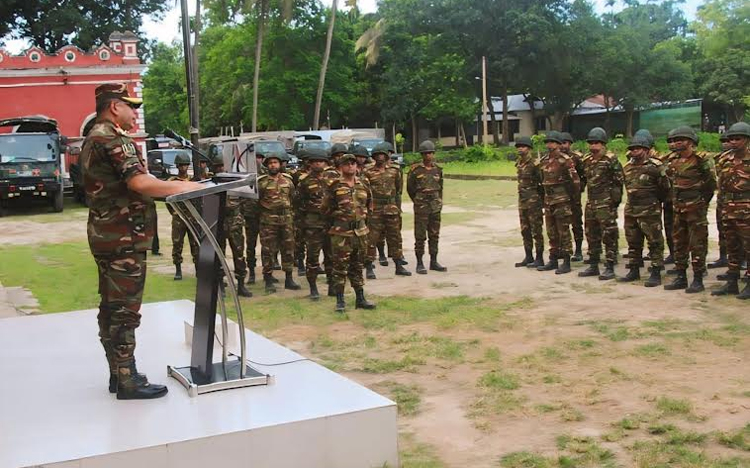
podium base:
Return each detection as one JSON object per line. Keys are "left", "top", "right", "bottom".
{"left": 168, "top": 359, "right": 270, "bottom": 397}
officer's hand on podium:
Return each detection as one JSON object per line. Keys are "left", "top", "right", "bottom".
{"left": 181, "top": 181, "right": 205, "bottom": 192}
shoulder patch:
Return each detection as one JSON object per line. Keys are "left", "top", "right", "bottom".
{"left": 649, "top": 157, "right": 663, "bottom": 166}
{"left": 281, "top": 173, "right": 293, "bottom": 180}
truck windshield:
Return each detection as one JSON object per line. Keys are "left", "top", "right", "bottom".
{"left": 255, "top": 141, "right": 286, "bottom": 156}
{"left": 0, "top": 134, "right": 58, "bottom": 163}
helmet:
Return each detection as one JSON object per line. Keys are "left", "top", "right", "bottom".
{"left": 330, "top": 143, "right": 348, "bottom": 156}
{"left": 305, "top": 147, "right": 329, "bottom": 162}
{"left": 209, "top": 152, "right": 224, "bottom": 167}
{"left": 627, "top": 136, "right": 650, "bottom": 150}
{"left": 296, "top": 148, "right": 309, "bottom": 160}
{"left": 349, "top": 144, "right": 370, "bottom": 158}
{"left": 725, "top": 121, "right": 750, "bottom": 139}
{"left": 336, "top": 153, "right": 357, "bottom": 167}
{"left": 719, "top": 133, "right": 728, "bottom": 142}
{"left": 372, "top": 142, "right": 390, "bottom": 156}
{"left": 666, "top": 127, "right": 678, "bottom": 142}
{"left": 263, "top": 154, "right": 283, "bottom": 166}
{"left": 560, "top": 132, "right": 574, "bottom": 143}
{"left": 174, "top": 153, "right": 191, "bottom": 165}
{"left": 384, "top": 142, "right": 395, "bottom": 153}
{"left": 669, "top": 125, "right": 698, "bottom": 144}
{"left": 418, "top": 140, "right": 436, "bottom": 153}
{"left": 586, "top": 127, "right": 608, "bottom": 143}
{"left": 634, "top": 129, "right": 655, "bottom": 148}
{"left": 543, "top": 131, "right": 562, "bottom": 144}
{"left": 515, "top": 136, "right": 533, "bottom": 148}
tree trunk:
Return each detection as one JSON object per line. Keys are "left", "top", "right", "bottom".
{"left": 486, "top": 95, "right": 499, "bottom": 145}
{"left": 251, "top": 0, "right": 268, "bottom": 133}
{"left": 501, "top": 86, "right": 509, "bottom": 145}
{"left": 192, "top": 0, "right": 201, "bottom": 129}
{"left": 459, "top": 122, "right": 468, "bottom": 148}
{"left": 550, "top": 111, "right": 565, "bottom": 131}
{"left": 411, "top": 114, "right": 418, "bottom": 153}
{"left": 625, "top": 103, "right": 635, "bottom": 138}
{"left": 525, "top": 94, "right": 538, "bottom": 135}
{"left": 313, "top": 0, "right": 337, "bottom": 130}
{"left": 603, "top": 93, "right": 611, "bottom": 136}
{"left": 455, "top": 119, "right": 460, "bottom": 147}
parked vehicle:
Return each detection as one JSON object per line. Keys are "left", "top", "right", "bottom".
{"left": 147, "top": 148, "right": 194, "bottom": 179}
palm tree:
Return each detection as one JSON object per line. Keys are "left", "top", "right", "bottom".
{"left": 355, "top": 18, "right": 385, "bottom": 69}
{"left": 313, "top": 0, "right": 338, "bottom": 130}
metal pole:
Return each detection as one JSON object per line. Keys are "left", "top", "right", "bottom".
{"left": 481, "top": 56, "right": 488, "bottom": 145}
{"left": 180, "top": 0, "right": 201, "bottom": 171}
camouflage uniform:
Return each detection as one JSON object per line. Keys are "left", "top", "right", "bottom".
{"left": 365, "top": 160, "right": 405, "bottom": 263}
{"left": 515, "top": 150, "right": 544, "bottom": 254}
{"left": 407, "top": 162, "right": 443, "bottom": 257}
{"left": 582, "top": 150, "right": 623, "bottom": 264}
{"left": 258, "top": 171, "right": 296, "bottom": 275}
{"left": 716, "top": 145, "right": 749, "bottom": 278}
{"left": 295, "top": 166, "right": 332, "bottom": 282}
{"left": 563, "top": 147, "right": 586, "bottom": 252}
{"left": 292, "top": 164, "right": 308, "bottom": 272}
{"left": 540, "top": 150, "right": 581, "bottom": 259}
{"left": 168, "top": 173, "right": 199, "bottom": 267}
{"left": 713, "top": 150, "right": 728, "bottom": 264}
{"left": 221, "top": 195, "right": 248, "bottom": 281}
{"left": 241, "top": 163, "right": 265, "bottom": 277}
{"left": 657, "top": 151, "right": 676, "bottom": 259}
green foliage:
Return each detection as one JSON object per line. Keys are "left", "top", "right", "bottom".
{"left": 143, "top": 43, "right": 189, "bottom": 136}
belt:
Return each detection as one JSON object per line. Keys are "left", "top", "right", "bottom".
{"left": 627, "top": 192, "right": 658, "bottom": 204}
{"left": 544, "top": 185, "right": 567, "bottom": 195}
{"left": 674, "top": 188, "right": 701, "bottom": 201}
{"left": 373, "top": 196, "right": 396, "bottom": 203}
{"left": 264, "top": 208, "right": 290, "bottom": 215}
{"left": 333, "top": 219, "right": 366, "bottom": 231}
{"left": 724, "top": 192, "right": 750, "bottom": 201}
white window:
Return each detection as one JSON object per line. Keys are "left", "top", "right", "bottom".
{"left": 29, "top": 51, "right": 41, "bottom": 62}
{"left": 99, "top": 50, "right": 110, "bottom": 61}
{"left": 64, "top": 51, "right": 76, "bottom": 62}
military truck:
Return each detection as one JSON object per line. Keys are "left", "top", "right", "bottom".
{"left": 0, "top": 117, "right": 67, "bottom": 216}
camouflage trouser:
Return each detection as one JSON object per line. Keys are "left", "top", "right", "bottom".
{"left": 663, "top": 201, "right": 674, "bottom": 256}
{"left": 367, "top": 212, "right": 404, "bottom": 263}
{"left": 571, "top": 195, "right": 584, "bottom": 244}
{"left": 243, "top": 214, "right": 260, "bottom": 268}
{"left": 304, "top": 226, "right": 331, "bottom": 281}
{"left": 330, "top": 234, "right": 366, "bottom": 292}
{"left": 171, "top": 215, "right": 199, "bottom": 266}
{"left": 716, "top": 201, "right": 725, "bottom": 252}
{"left": 294, "top": 216, "right": 306, "bottom": 262}
{"left": 518, "top": 203, "right": 544, "bottom": 251}
{"left": 414, "top": 209, "right": 441, "bottom": 257}
{"left": 260, "top": 221, "right": 294, "bottom": 275}
{"left": 585, "top": 202, "right": 619, "bottom": 263}
{"left": 94, "top": 252, "right": 147, "bottom": 373}
{"left": 221, "top": 211, "right": 247, "bottom": 280}
{"left": 624, "top": 214, "right": 664, "bottom": 269}
{"left": 722, "top": 212, "right": 750, "bottom": 276}
{"left": 672, "top": 207, "right": 708, "bottom": 274}
{"left": 545, "top": 203, "right": 572, "bottom": 258}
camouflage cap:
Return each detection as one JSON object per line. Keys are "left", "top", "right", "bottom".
{"left": 95, "top": 83, "right": 142, "bottom": 108}
{"left": 336, "top": 153, "right": 357, "bottom": 166}
{"left": 515, "top": 136, "right": 533, "bottom": 148}
{"left": 560, "top": 132, "right": 574, "bottom": 143}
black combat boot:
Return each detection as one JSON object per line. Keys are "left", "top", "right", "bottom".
{"left": 247, "top": 266, "right": 256, "bottom": 284}
{"left": 237, "top": 278, "right": 253, "bottom": 298}
{"left": 707, "top": 248, "right": 727, "bottom": 269}
{"left": 538, "top": 255, "right": 558, "bottom": 272}
{"left": 273, "top": 255, "right": 282, "bottom": 271}
{"left": 173, "top": 263, "right": 183, "bottom": 281}
{"left": 378, "top": 245, "right": 389, "bottom": 266}
{"left": 738, "top": 278, "right": 750, "bottom": 300}
{"left": 666, "top": 267, "right": 679, "bottom": 276}
{"left": 664, "top": 254, "right": 674, "bottom": 264}
{"left": 430, "top": 255, "right": 447, "bottom": 272}
{"left": 599, "top": 261, "right": 616, "bottom": 281}
{"left": 297, "top": 254, "right": 306, "bottom": 277}
{"left": 116, "top": 364, "right": 168, "bottom": 400}
{"left": 395, "top": 259, "right": 412, "bottom": 276}
{"left": 515, "top": 248, "right": 534, "bottom": 267}
{"left": 717, "top": 271, "right": 731, "bottom": 281}
{"left": 308, "top": 278, "right": 320, "bottom": 301}
{"left": 571, "top": 240, "right": 583, "bottom": 262}
{"left": 663, "top": 270, "right": 688, "bottom": 290}
{"left": 528, "top": 248, "right": 544, "bottom": 269}
{"left": 327, "top": 278, "right": 336, "bottom": 297}
{"left": 365, "top": 262, "right": 377, "bottom": 280}
{"left": 618, "top": 266, "right": 640, "bottom": 282}
{"left": 685, "top": 273, "right": 705, "bottom": 294}
{"left": 335, "top": 292, "right": 346, "bottom": 313}
{"left": 109, "top": 369, "right": 147, "bottom": 393}
{"left": 555, "top": 255, "right": 572, "bottom": 275}
{"left": 398, "top": 257, "right": 409, "bottom": 266}
{"left": 285, "top": 271, "right": 301, "bottom": 290}
{"left": 354, "top": 288, "right": 376, "bottom": 309}
{"left": 578, "top": 260, "right": 600, "bottom": 277}
{"left": 711, "top": 273, "right": 739, "bottom": 296}
{"left": 644, "top": 267, "right": 662, "bottom": 287}
{"left": 264, "top": 274, "right": 277, "bottom": 294}
{"left": 416, "top": 256, "right": 427, "bottom": 274}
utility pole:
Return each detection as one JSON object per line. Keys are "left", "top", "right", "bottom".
{"left": 481, "top": 56, "right": 489, "bottom": 145}
{"left": 180, "top": 0, "right": 200, "bottom": 170}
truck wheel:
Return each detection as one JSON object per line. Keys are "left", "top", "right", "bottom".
{"left": 52, "top": 187, "right": 64, "bottom": 213}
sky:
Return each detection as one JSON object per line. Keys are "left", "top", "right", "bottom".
{"left": 2, "top": 0, "right": 702, "bottom": 54}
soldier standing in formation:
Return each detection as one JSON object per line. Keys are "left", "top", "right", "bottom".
{"left": 241, "top": 150, "right": 266, "bottom": 284}
{"left": 538, "top": 131, "right": 581, "bottom": 274}
{"left": 708, "top": 133, "right": 732, "bottom": 270}
{"left": 660, "top": 129, "right": 677, "bottom": 264}
{"left": 560, "top": 132, "right": 586, "bottom": 262}
{"left": 578, "top": 127, "right": 623, "bottom": 281}
{"left": 292, "top": 152, "right": 309, "bottom": 277}
{"left": 168, "top": 152, "right": 199, "bottom": 280}
{"left": 513, "top": 136, "right": 545, "bottom": 268}
{"left": 365, "top": 142, "right": 411, "bottom": 278}
{"left": 407, "top": 140, "right": 448, "bottom": 274}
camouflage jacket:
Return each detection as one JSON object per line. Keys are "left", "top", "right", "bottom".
{"left": 240, "top": 164, "right": 266, "bottom": 216}
{"left": 365, "top": 163, "right": 403, "bottom": 216}
{"left": 81, "top": 120, "right": 155, "bottom": 256}
{"left": 257, "top": 172, "right": 295, "bottom": 225}
{"left": 540, "top": 150, "right": 581, "bottom": 206}
{"left": 322, "top": 165, "right": 340, "bottom": 185}
{"left": 623, "top": 156, "right": 670, "bottom": 217}
{"left": 323, "top": 177, "right": 371, "bottom": 238}
{"left": 166, "top": 174, "right": 191, "bottom": 216}
{"left": 563, "top": 149, "right": 586, "bottom": 192}
{"left": 666, "top": 150, "right": 716, "bottom": 212}
{"left": 515, "top": 153, "right": 543, "bottom": 208}
{"left": 407, "top": 162, "right": 443, "bottom": 214}
{"left": 716, "top": 146, "right": 750, "bottom": 220}
{"left": 295, "top": 169, "right": 329, "bottom": 229}
{"left": 582, "top": 151, "right": 624, "bottom": 207}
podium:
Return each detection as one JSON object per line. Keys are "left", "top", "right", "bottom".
{"left": 165, "top": 173, "right": 271, "bottom": 397}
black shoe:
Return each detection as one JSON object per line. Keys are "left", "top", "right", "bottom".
{"left": 685, "top": 274, "right": 705, "bottom": 294}
{"left": 528, "top": 249, "right": 544, "bottom": 268}
{"left": 599, "top": 262, "right": 615, "bottom": 281}
{"left": 327, "top": 283, "right": 336, "bottom": 297}
{"left": 264, "top": 274, "right": 277, "bottom": 294}
{"left": 618, "top": 267, "right": 640, "bottom": 282}
{"left": 395, "top": 261, "right": 412, "bottom": 276}
{"left": 430, "top": 255, "right": 447, "bottom": 272}
{"left": 173, "top": 263, "right": 182, "bottom": 281}
{"left": 152, "top": 251, "right": 162, "bottom": 256}
{"left": 538, "top": 258, "right": 558, "bottom": 272}
{"left": 738, "top": 279, "right": 750, "bottom": 300}
{"left": 515, "top": 248, "right": 534, "bottom": 267}
{"left": 666, "top": 268, "right": 679, "bottom": 276}
{"left": 416, "top": 257, "right": 427, "bottom": 274}
{"left": 578, "top": 263, "right": 600, "bottom": 277}
{"left": 707, "top": 252, "right": 727, "bottom": 269}
{"left": 109, "top": 370, "right": 147, "bottom": 394}
{"left": 308, "top": 279, "right": 320, "bottom": 301}
{"left": 297, "top": 265, "right": 306, "bottom": 277}
{"left": 398, "top": 258, "right": 409, "bottom": 266}
{"left": 664, "top": 270, "right": 688, "bottom": 290}
{"left": 366, "top": 263, "right": 377, "bottom": 280}
{"left": 247, "top": 268, "right": 256, "bottom": 284}
{"left": 378, "top": 245, "right": 388, "bottom": 266}
{"left": 555, "top": 256, "right": 572, "bottom": 275}
{"left": 571, "top": 241, "right": 583, "bottom": 262}
{"left": 717, "top": 271, "right": 731, "bottom": 281}
{"left": 116, "top": 366, "right": 168, "bottom": 400}
{"left": 285, "top": 272, "right": 302, "bottom": 290}
{"left": 269, "top": 274, "right": 280, "bottom": 284}
{"left": 355, "top": 288, "right": 376, "bottom": 310}
{"left": 664, "top": 254, "right": 674, "bottom": 264}
{"left": 237, "top": 279, "right": 253, "bottom": 298}
{"left": 711, "top": 275, "right": 739, "bottom": 296}
{"left": 335, "top": 292, "right": 346, "bottom": 313}
{"left": 644, "top": 267, "right": 661, "bottom": 287}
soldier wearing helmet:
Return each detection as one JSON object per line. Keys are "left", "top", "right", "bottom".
{"left": 707, "top": 133, "right": 733, "bottom": 271}
{"left": 167, "top": 152, "right": 199, "bottom": 281}
{"left": 560, "top": 132, "right": 586, "bottom": 261}
{"left": 240, "top": 146, "right": 267, "bottom": 285}
{"left": 513, "top": 136, "right": 545, "bottom": 268}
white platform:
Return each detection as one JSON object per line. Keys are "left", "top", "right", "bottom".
{"left": 0, "top": 300, "right": 398, "bottom": 468}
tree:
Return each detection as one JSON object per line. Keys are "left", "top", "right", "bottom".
{"left": 313, "top": 0, "right": 338, "bottom": 130}
{"left": 142, "top": 43, "right": 189, "bottom": 135}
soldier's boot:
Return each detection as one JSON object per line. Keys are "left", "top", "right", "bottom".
{"left": 173, "top": 263, "right": 183, "bottom": 281}
{"left": 237, "top": 278, "right": 253, "bottom": 298}
{"left": 285, "top": 271, "right": 302, "bottom": 290}
{"left": 618, "top": 266, "right": 640, "bottom": 282}
{"left": 717, "top": 271, "right": 731, "bottom": 281}
{"left": 571, "top": 240, "right": 584, "bottom": 262}
{"left": 664, "top": 254, "right": 674, "bottom": 265}
{"left": 109, "top": 368, "right": 147, "bottom": 393}
{"left": 663, "top": 270, "right": 688, "bottom": 290}
{"left": 528, "top": 248, "right": 544, "bottom": 269}
{"left": 273, "top": 255, "right": 282, "bottom": 271}
{"left": 666, "top": 267, "right": 679, "bottom": 276}
{"left": 416, "top": 256, "right": 427, "bottom": 275}
{"left": 643, "top": 267, "right": 662, "bottom": 288}
{"left": 578, "top": 260, "right": 600, "bottom": 277}
{"left": 297, "top": 254, "right": 306, "bottom": 277}
{"left": 398, "top": 257, "right": 409, "bottom": 266}
{"left": 327, "top": 278, "right": 336, "bottom": 297}
{"left": 555, "top": 256, "right": 572, "bottom": 275}
{"left": 378, "top": 245, "right": 389, "bottom": 266}
{"left": 598, "top": 262, "right": 616, "bottom": 281}
{"left": 429, "top": 254, "right": 448, "bottom": 272}
{"left": 264, "top": 274, "right": 277, "bottom": 294}
{"left": 515, "top": 248, "right": 534, "bottom": 267}
{"left": 335, "top": 292, "right": 346, "bottom": 313}
{"left": 707, "top": 248, "right": 728, "bottom": 269}
{"left": 308, "top": 278, "right": 320, "bottom": 301}
{"left": 365, "top": 262, "right": 377, "bottom": 280}
{"left": 685, "top": 274, "right": 705, "bottom": 294}
{"left": 395, "top": 260, "right": 412, "bottom": 276}
{"left": 537, "top": 256, "right": 558, "bottom": 272}
{"left": 247, "top": 267, "right": 256, "bottom": 285}
{"left": 116, "top": 364, "right": 168, "bottom": 400}
{"left": 711, "top": 273, "right": 739, "bottom": 296}
{"left": 354, "top": 288, "right": 376, "bottom": 310}
{"left": 738, "top": 278, "right": 750, "bottom": 300}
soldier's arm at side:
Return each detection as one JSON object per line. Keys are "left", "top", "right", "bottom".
{"left": 127, "top": 173, "right": 203, "bottom": 198}
{"left": 702, "top": 157, "right": 717, "bottom": 203}
{"left": 611, "top": 159, "right": 624, "bottom": 206}
{"left": 566, "top": 159, "right": 581, "bottom": 198}
{"left": 406, "top": 168, "right": 417, "bottom": 201}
